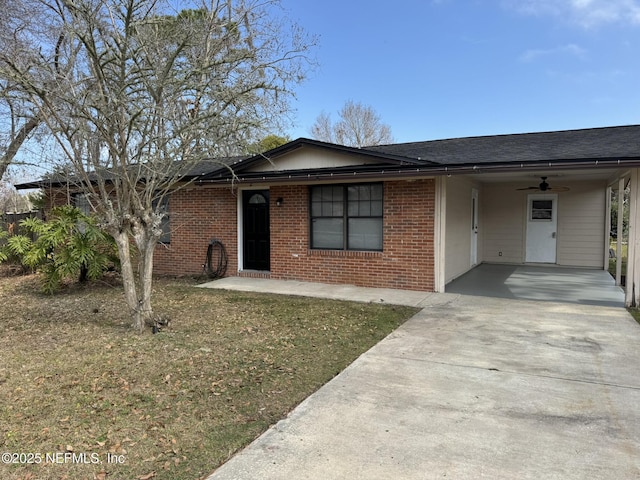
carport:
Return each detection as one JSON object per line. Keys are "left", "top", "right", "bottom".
{"left": 445, "top": 264, "right": 625, "bottom": 307}
{"left": 438, "top": 161, "right": 634, "bottom": 308}
{"left": 419, "top": 126, "right": 640, "bottom": 307}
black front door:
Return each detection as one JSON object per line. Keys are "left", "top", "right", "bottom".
{"left": 243, "top": 190, "right": 270, "bottom": 270}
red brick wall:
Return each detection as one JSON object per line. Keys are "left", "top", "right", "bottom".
{"left": 269, "top": 180, "right": 435, "bottom": 291}
{"left": 154, "top": 186, "right": 237, "bottom": 276}
{"left": 43, "top": 185, "right": 238, "bottom": 277}
{"left": 43, "top": 187, "right": 74, "bottom": 211}
{"left": 46, "top": 179, "right": 436, "bottom": 291}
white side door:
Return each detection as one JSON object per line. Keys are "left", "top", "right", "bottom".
{"left": 471, "top": 188, "right": 478, "bottom": 266}
{"left": 525, "top": 194, "right": 557, "bottom": 263}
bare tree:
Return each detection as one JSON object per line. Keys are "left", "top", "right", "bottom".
{"left": 0, "top": 181, "right": 32, "bottom": 214}
{"left": 0, "top": 0, "right": 314, "bottom": 331}
{"left": 310, "top": 100, "right": 394, "bottom": 147}
{"left": 0, "top": 0, "right": 47, "bottom": 180}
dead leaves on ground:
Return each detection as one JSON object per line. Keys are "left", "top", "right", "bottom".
{"left": 0, "top": 276, "right": 415, "bottom": 479}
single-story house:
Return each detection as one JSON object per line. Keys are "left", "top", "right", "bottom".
{"left": 17, "top": 124, "right": 640, "bottom": 306}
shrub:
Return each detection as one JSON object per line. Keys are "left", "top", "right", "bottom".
{"left": 0, "top": 205, "right": 119, "bottom": 292}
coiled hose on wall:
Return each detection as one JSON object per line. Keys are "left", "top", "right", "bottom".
{"left": 203, "top": 239, "right": 228, "bottom": 279}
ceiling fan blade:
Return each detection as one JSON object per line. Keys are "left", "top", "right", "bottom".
{"left": 516, "top": 176, "right": 569, "bottom": 192}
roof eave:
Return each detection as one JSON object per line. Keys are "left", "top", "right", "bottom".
{"left": 196, "top": 156, "right": 640, "bottom": 185}
{"left": 14, "top": 172, "right": 210, "bottom": 190}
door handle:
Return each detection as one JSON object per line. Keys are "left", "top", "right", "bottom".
{"left": 552, "top": 232, "right": 556, "bottom": 238}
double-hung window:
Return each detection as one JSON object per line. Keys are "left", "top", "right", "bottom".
{"left": 310, "top": 183, "right": 383, "bottom": 251}
{"left": 73, "top": 193, "right": 92, "bottom": 215}
{"left": 72, "top": 193, "right": 92, "bottom": 233}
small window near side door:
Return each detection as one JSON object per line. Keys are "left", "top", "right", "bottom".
{"left": 531, "top": 200, "right": 553, "bottom": 221}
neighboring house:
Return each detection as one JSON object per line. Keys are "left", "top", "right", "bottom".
{"left": 16, "top": 125, "right": 640, "bottom": 306}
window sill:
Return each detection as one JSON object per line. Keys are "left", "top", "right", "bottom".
{"left": 308, "top": 249, "right": 383, "bottom": 258}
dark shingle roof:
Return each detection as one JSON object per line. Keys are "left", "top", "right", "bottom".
{"left": 366, "top": 125, "right": 640, "bottom": 165}
{"left": 15, "top": 155, "right": 248, "bottom": 190}
{"left": 183, "top": 155, "right": 248, "bottom": 176}
{"left": 15, "top": 125, "right": 640, "bottom": 189}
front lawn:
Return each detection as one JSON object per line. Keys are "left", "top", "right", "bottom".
{"left": 0, "top": 274, "right": 417, "bottom": 480}
{"left": 627, "top": 308, "right": 640, "bottom": 325}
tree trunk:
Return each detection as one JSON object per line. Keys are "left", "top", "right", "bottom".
{"left": 79, "top": 263, "right": 88, "bottom": 283}
{"left": 113, "top": 231, "right": 149, "bottom": 332}
{"left": 136, "top": 233, "right": 156, "bottom": 330}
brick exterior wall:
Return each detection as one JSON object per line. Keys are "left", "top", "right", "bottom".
{"left": 43, "top": 185, "right": 239, "bottom": 277}
{"left": 154, "top": 186, "right": 237, "bottom": 276}
{"left": 44, "top": 179, "right": 436, "bottom": 291}
{"left": 268, "top": 179, "right": 435, "bottom": 291}
{"left": 44, "top": 187, "right": 74, "bottom": 212}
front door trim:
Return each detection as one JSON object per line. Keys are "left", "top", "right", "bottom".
{"left": 240, "top": 189, "right": 270, "bottom": 271}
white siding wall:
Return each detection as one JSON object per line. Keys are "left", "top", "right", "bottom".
{"left": 482, "top": 185, "right": 525, "bottom": 263}
{"left": 481, "top": 180, "right": 606, "bottom": 267}
{"left": 445, "top": 176, "right": 481, "bottom": 283}
{"left": 247, "top": 148, "right": 380, "bottom": 172}
{"left": 556, "top": 181, "right": 606, "bottom": 267}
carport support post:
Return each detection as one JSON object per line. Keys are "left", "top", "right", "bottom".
{"left": 605, "top": 185, "right": 613, "bottom": 276}
{"left": 626, "top": 169, "right": 640, "bottom": 307}
{"left": 616, "top": 178, "right": 624, "bottom": 286}
{"left": 434, "top": 176, "right": 447, "bottom": 293}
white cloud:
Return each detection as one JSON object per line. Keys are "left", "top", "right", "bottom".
{"left": 519, "top": 44, "right": 588, "bottom": 62}
{"left": 504, "top": 0, "right": 640, "bottom": 27}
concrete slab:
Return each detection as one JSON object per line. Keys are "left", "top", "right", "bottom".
{"left": 446, "top": 264, "right": 625, "bottom": 307}
{"left": 198, "top": 276, "right": 451, "bottom": 308}
{"left": 206, "top": 293, "right": 640, "bottom": 480}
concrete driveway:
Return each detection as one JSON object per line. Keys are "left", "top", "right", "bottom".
{"left": 206, "top": 284, "right": 640, "bottom": 479}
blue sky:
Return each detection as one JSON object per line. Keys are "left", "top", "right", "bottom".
{"left": 279, "top": 0, "right": 640, "bottom": 143}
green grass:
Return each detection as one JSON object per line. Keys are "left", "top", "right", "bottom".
{"left": 0, "top": 274, "right": 418, "bottom": 480}
{"left": 607, "top": 241, "right": 640, "bottom": 324}
{"left": 608, "top": 239, "right": 628, "bottom": 280}
{"left": 627, "top": 308, "right": 640, "bottom": 325}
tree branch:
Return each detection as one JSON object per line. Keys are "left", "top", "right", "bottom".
{"left": 0, "top": 115, "right": 39, "bottom": 180}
